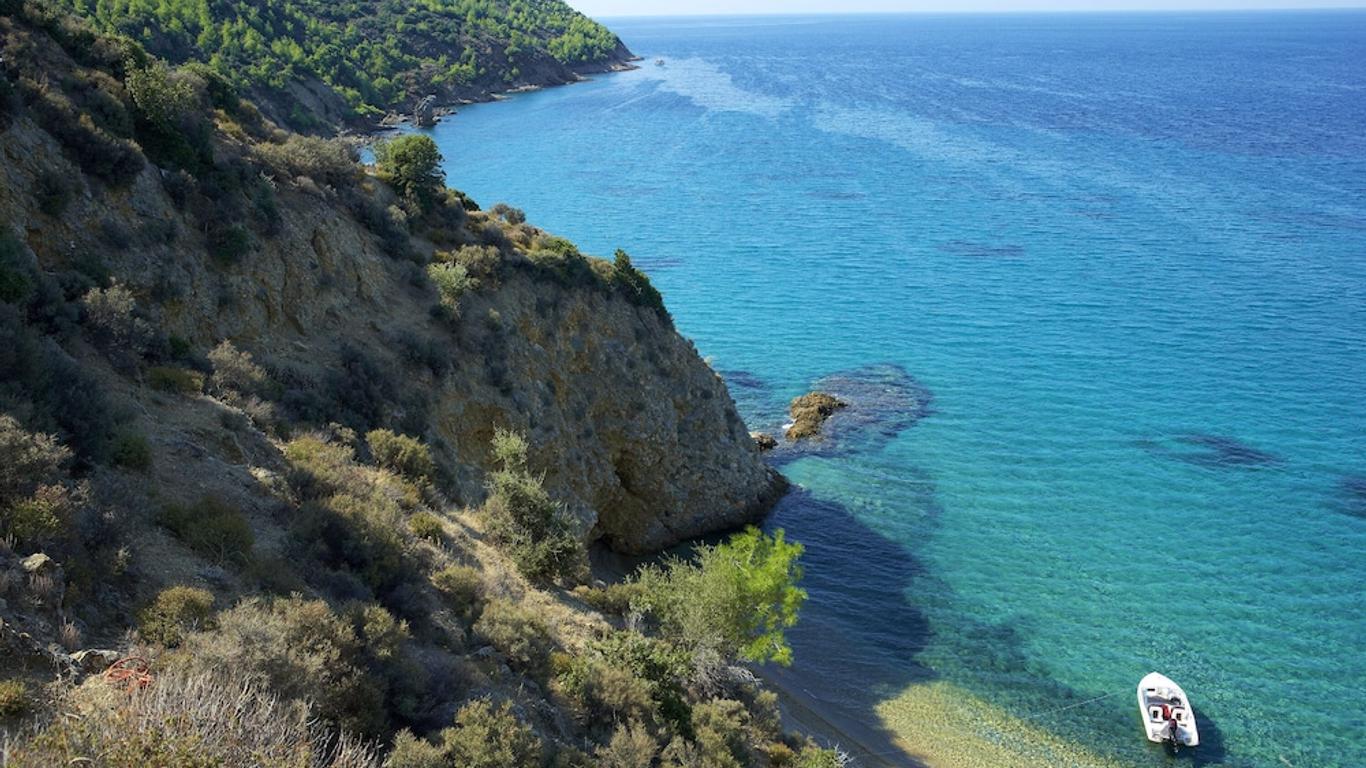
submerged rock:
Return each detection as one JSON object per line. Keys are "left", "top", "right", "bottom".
{"left": 786, "top": 393, "right": 847, "bottom": 440}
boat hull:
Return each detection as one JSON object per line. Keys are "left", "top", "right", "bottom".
{"left": 1137, "top": 672, "right": 1200, "bottom": 747}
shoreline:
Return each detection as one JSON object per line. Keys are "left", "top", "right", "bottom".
{"left": 759, "top": 667, "right": 923, "bottom": 767}
{"left": 368, "top": 57, "right": 641, "bottom": 136}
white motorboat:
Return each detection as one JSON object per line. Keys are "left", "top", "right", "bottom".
{"left": 1137, "top": 672, "right": 1199, "bottom": 748}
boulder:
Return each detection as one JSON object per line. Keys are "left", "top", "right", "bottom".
{"left": 750, "top": 431, "right": 777, "bottom": 452}
{"left": 785, "top": 392, "right": 847, "bottom": 440}
{"left": 414, "top": 95, "right": 438, "bottom": 127}
{"left": 20, "top": 553, "right": 57, "bottom": 575}
{"left": 72, "top": 648, "right": 122, "bottom": 673}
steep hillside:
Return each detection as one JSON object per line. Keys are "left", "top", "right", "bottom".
{"left": 0, "top": 5, "right": 833, "bottom": 767}
{"left": 54, "top": 0, "right": 635, "bottom": 131}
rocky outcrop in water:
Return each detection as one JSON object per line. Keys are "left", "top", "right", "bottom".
{"left": 414, "top": 95, "right": 438, "bottom": 127}
{"left": 786, "top": 393, "right": 847, "bottom": 440}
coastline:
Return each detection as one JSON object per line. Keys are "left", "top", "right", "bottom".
{"left": 370, "top": 57, "right": 641, "bottom": 134}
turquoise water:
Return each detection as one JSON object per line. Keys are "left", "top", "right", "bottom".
{"left": 415, "top": 13, "right": 1366, "bottom": 766}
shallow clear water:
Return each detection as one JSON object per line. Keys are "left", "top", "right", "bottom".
{"left": 415, "top": 12, "right": 1366, "bottom": 766}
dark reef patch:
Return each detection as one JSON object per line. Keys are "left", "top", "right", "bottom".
{"left": 936, "top": 240, "right": 1026, "bottom": 259}
{"left": 719, "top": 369, "right": 770, "bottom": 391}
{"left": 1336, "top": 475, "right": 1366, "bottom": 518}
{"left": 1141, "top": 433, "right": 1283, "bottom": 469}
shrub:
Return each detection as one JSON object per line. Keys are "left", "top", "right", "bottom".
{"left": 159, "top": 497, "right": 254, "bottom": 565}
{"left": 408, "top": 510, "right": 443, "bottom": 542}
{"left": 473, "top": 600, "right": 555, "bottom": 676}
{"left": 373, "top": 135, "right": 444, "bottom": 211}
{"left": 691, "top": 699, "right": 752, "bottom": 768}
{"left": 0, "top": 414, "right": 70, "bottom": 506}
{"left": 27, "top": 87, "right": 144, "bottom": 184}
{"left": 367, "top": 429, "right": 435, "bottom": 482}
{"left": 612, "top": 249, "right": 668, "bottom": 319}
{"left": 632, "top": 528, "right": 806, "bottom": 666}
{"left": 35, "top": 169, "right": 74, "bottom": 217}
{"left": 208, "top": 223, "right": 252, "bottom": 265}
{"left": 82, "top": 282, "right": 151, "bottom": 353}
{"left": 489, "top": 203, "right": 526, "bottom": 225}
{"left": 0, "top": 230, "right": 33, "bottom": 304}
{"left": 430, "top": 565, "right": 482, "bottom": 617}
{"left": 109, "top": 429, "right": 151, "bottom": 470}
{"left": 796, "top": 746, "right": 847, "bottom": 768}
{"left": 439, "top": 699, "right": 541, "bottom": 768}
{"left": 138, "top": 586, "right": 214, "bottom": 647}
{"left": 596, "top": 722, "right": 658, "bottom": 768}
{"left": 0, "top": 679, "right": 29, "bottom": 717}
{"left": 7, "top": 673, "right": 380, "bottom": 767}
{"left": 207, "top": 340, "right": 269, "bottom": 397}
{"left": 126, "top": 61, "right": 211, "bottom": 171}
{"left": 385, "top": 729, "right": 444, "bottom": 768}
{"left": 573, "top": 582, "right": 643, "bottom": 616}
{"left": 0, "top": 307, "right": 114, "bottom": 460}
{"left": 256, "top": 134, "right": 359, "bottom": 188}
{"left": 427, "top": 262, "right": 473, "bottom": 313}
{"left": 448, "top": 244, "right": 502, "bottom": 284}
{"left": 147, "top": 365, "right": 205, "bottom": 394}
{"left": 177, "top": 595, "right": 387, "bottom": 737}
{"left": 482, "top": 430, "right": 586, "bottom": 584}
{"left": 556, "top": 655, "right": 656, "bottom": 732}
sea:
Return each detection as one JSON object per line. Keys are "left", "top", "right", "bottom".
{"left": 411, "top": 11, "right": 1366, "bottom": 767}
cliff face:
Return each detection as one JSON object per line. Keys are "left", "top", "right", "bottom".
{"left": 0, "top": 106, "right": 779, "bottom": 555}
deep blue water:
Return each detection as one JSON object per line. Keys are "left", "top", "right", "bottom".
{"left": 414, "top": 12, "right": 1366, "bottom": 766}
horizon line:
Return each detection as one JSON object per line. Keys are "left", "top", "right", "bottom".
{"left": 591, "top": 5, "right": 1366, "bottom": 19}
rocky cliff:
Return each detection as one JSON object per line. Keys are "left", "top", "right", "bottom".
{"left": 0, "top": 10, "right": 778, "bottom": 556}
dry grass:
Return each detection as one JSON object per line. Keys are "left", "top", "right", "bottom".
{"left": 57, "top": 618, "right": 81, "bottom": 652}
{"left": 7, "top": 673, "right": 379, "bottom": 768}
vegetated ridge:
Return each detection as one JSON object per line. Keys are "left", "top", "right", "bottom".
{"left": 0, "top": 2, "right": 844, "bottom": 766}
{"left": 54, "top": 0, "right": 636, "bottom": 132}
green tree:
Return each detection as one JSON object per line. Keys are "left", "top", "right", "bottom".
{"left": 373, "top": 134, "right": 444, "bottom": 210}
{"left": 634, "top": 527, "right": 806, "bottom": 666}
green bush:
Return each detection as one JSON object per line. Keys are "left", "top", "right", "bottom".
{"left": 595, "top": 722, "right": 658, "bottom": 768}
{"left": 367, "top": 429, "right": 435, "bottom": 482}
{"left": 159, "top": 497, "right": 254, "bottom": 565}
{"left": 440, "top": 699, "right": 542, "bottom": 768}
{"left": 0, "top": 230, "right": 33, "bottom": 304}
{"left": 385, "top": 729, "right": 444, "bottom": 768}
{"left": 138, "top": 585, "right": 214, "bottom": 647}
{"left": 147, "top": 365, "right": 205, "bottom": 394}
{"left": 427, "top": 262, "right": 473, "bottom": 314}
{"left": 0, "top": 415, "right": 75, "bottom": 544}
{"left": 430, "top": 565, "right": 482, "bottom": 617}
{"left": 207, "top": 340, "right": 270, "bottom": 398}
{"left": 35, "top": 169, "right": 74, "bottom": 217}
{"left": 0, "top": 679, "right": 29, "bottom": 718}
{"left": 109, "top": 429, "right": 151, "bottom": 470}
{"left": 632, "top": 527, "right": 806, "bottom": 666}
{"left": 256, "top": 134, "right": 359, "bottom": 187}
{"left": 473, "top": 600, "right": 555, "bottom": 677}
{"left": 611, "top": 249, "right": 668, "bottom": 319}
{"left": 408, "top": 510, "right": 443, "bottom": 542}
{"left": 482, "top": 429, "right": 586, "bottom": 585}
{"left": 126, "top": 61, "right": 211, "bottom": 171}
{"left": 208, "top": 223, "right": 252, "bottom": 265}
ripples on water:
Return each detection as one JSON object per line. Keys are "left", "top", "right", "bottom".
{"left": 417, "top": 12, "right": 1366, "bottom": 766}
